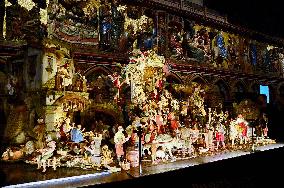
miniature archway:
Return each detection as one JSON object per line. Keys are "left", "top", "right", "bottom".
{"left": 0, "top": 71, "right": 7, "bottom": 94}
{"left": 189, "top": 74, "right": 210, "bottom": 107}
{"left": 233, "top": 81, "right": 247, "bottom": 93}
{"left": 83, "top": 102, "right": 124, "bottom": 131}
{"left": 275, "top": 82, "right": 284, "bottom": 108}
{"left": 209, "top": 78, "right": 231, "bottom": 110}
{"left": 0, "top": 98, "right": 6, "bottom": 141}
{"left": 232, "top": 81, "right": 247, "bottom": 102}
{"left": 214, "top": 79, "right": 230, "bottom": 101}
{"left": 277, "top": 82, "right": 284, "bottom": 97}
{"left": 84, "top": 66, "right": 115, "bottom": 100}
{"left": 165, "top": 72, "right": 183, "bottom": 84}
{"left": 52, "top": 93, "right": 90, "bottom": 125}
{"left": 165, "top": 72, "right": 183, "bottom": 99}
{"left": 0, "top": 57, "right": 6, "bottom": 64}
{"left": 84, "top": 65, "right": 113, "bottom": 78}
{"left": 189, "top": 74, "right": 208, "bottom": 85}
{"left": 168, "top": 20, "right": 183, "bottom": 32}
{"left": 249, "top": 81, "right": 260, "bottom": 95}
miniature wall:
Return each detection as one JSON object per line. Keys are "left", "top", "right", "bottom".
{"left": 42, "top": 52, "right": 58, "bottom": 87}
{"left": 25, "top": 48, "right": 43, "bottom": 90}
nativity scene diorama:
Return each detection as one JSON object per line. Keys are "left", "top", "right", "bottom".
{"left": 0, "top": 0, "right": 282, "bottom": 175}
{"left": 1, "top": 48, "right": 276, "bottom": 173}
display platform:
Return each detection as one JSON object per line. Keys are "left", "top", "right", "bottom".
{"left": 1, "top": 143, "right": 284, "bottom": 188}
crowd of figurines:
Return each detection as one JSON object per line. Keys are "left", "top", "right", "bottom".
{"left": 0, "top": 0, "right": 280, "bottom": 174}
{"left": 1, "top": 49, "right": 275, "bottom": 173}
{"left": 2, "top": 0, "right": 284, "bottom": 74}
{"left": 0, "top": 83, "right": 273, "bottom": 172}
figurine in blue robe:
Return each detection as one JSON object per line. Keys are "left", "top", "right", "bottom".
{"left": 71, "top": 124, "right": 84, "bottom": 143}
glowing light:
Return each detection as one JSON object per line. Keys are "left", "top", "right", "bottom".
{"left": 3, "top": 0, "right": 12, "bottom": 38}
{"left": 3, "top": 171, "right": 110, "bottom": 188}
{"left": 40, "top": 0, "right": 49, "bottom": 24}
{"left": 18, "top": 0, "right": 35, "bottom": 11}
{"left": 267, "top": 45, "right": 274, "bottom": 51}
{"left": 40, "top": 8, "right": 48, "bottom": 25}
{"left": 5, "top": 0, "right": 11, "bottom": 6}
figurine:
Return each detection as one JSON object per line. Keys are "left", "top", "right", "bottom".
{"left": 190, "top": 123, "right": 200, "bottom": 145}
{"left": 101, "top": 145, "right": 113, "bottom": 166}
{"left": 156, "top": 111, "right": 164, "bottom": 134}
{"left": 52, "top": 156, "right": 59, "bottom": 171}
{"left": 120, "top": 159, "right": 131, "bottom": 170}
{"left": 108, "top": 72, "right": 124, "bottom": 100}
{"left": 114, "top": 126, "right": 130, "bottom": 162}
{"left": 84, "top": 134, "right": 103, "bottom": 166}
{"left": 1, "top": 147, "right": 24, "bottom": 161}
{"left": 24, "top": 140, "right": 35, "bottom": 155}
{"left": 215, "top": 123, "right": 226, "bottom": 150}
{"left": 204, "top": 123, "right": 214, "bottom": 150}
{"left": 70, "top": 124, "right": 85, "bottom": 143}
{"left": 150, "top": 130, "right": 158, "bottom": 163}
{"left": 37, "top": 140, "right": 56, "bottom": 172}
{"left": 180, "top": 124, "right": 193, "bottom": 156}
{"left": 236, "top": 114, "right": 249, "bottom": 144}
{"left": 33, "top": 118, "right": 45, "bottom": 149}
{"left": 229, "top": 119, "right": 238, "bottom": 147}
{"left": 169, "top": 112, "right": 180, "bottom": 134}
{"left": 261, "top": 113, "right": 269, "bottom": 138}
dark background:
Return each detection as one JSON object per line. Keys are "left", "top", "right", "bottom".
{"left": 204, "top": 0, "right": 284, "bottom": 39}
